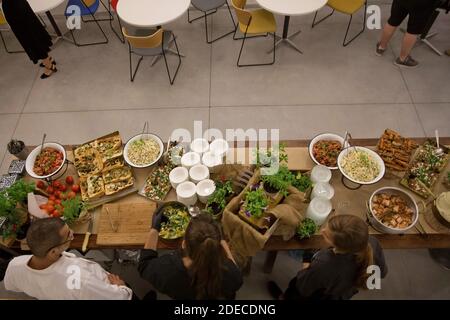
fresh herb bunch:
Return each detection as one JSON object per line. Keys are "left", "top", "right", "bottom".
{"left": 296, "top": 218, "right": 317, "bottom": 239}
{"left": 255, "top": 142, "right": 288, "bottom": 168}
{"left": 261, "top": 165, "right": 293, "bottom": 196}
{"left": 291, "top": 172, "right": 313, "bottom": 192}
{"left": 61, "top": 196, "right": 85, "bottom": 224}
{"left": 206, "top": 180, "right": 234, "bottom": 215}
{"left": 244, "top": 188, "right": 268, "bottom": 218}
{"left": 0, "top": 179, "right": 33, "bottom": 238}
{"left": 6, "top": 180, "right": 35, "bottom": 204}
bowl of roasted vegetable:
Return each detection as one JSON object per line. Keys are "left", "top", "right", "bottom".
{"left": 26, "top": 142, "right": 66, "bottom": 179}
{"left": 157, "top": 201, "right": 191, "bottom": 240}
{"left": 309, "top": 133, "right": 348, "bottom": 170}
{"left": 368, "top": 187, "right": 420, "bottom": 234}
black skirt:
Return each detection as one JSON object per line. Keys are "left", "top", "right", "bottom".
{"left": 2, "top": 0, "right": 53, "bottom": 63}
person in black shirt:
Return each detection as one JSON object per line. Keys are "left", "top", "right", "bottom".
{"left": 268, "top": 215, "right": 388, "bottom": 300}
{"left": 138, "top": 212, "right": 243, "bottom": 300}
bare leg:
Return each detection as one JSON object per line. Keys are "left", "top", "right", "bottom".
{"left": 399, "top": 32, "right": 418, "bottom": 60}
{"left": 42, "top": 56, "right": 53, "bottom": 76}
{"left": 379, "top": 23, "right": 397, "bottom": 49}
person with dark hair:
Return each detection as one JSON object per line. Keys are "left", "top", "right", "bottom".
{"left": 376, "top": 0, "right": 436, "bottom": 68}
{"left": 267, "top": 215, "right": 388, "bottom": 300}
{"left": 4, "top": 218, "right": 132, "bottom": 300}
{"left": 1, "top": 0, "right": 57, "bottom": 79}
{"left": 139, "top": 212, "right": 243, "bottom": 300}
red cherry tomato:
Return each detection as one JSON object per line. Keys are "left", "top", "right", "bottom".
{"left": 71, "top": 184, "right": 80, "bottom": 193}
{"left": 54, "top": 190, "right": 61, "bottom": 199}
{"left": 49, "top": 195, "right": 56, "bottom": 202}
{"left": 39, "top": 204, "right": 46, "bottom": 210}
{"left": 36, "top": 181, "right": 46, "bottom": 189}
{"left": 52, "top": 181, "right": 61, "bottom": 189}
{"left": 55, "top": 199, "right": 61, "bottom": 205}
{"left": 46, "top": 186, "right": 54, "bottom": 195}
{"left": 59, "top": 184, "right": 67, "bottom": 192}
{"left": 67, "top": 191, "right": 76, "bottom": 199}
{"left": 65, "top": 176, "right": 74, "bottom": 185}
{"left": 52, "top": 210, "right": 61, "bottom": 218}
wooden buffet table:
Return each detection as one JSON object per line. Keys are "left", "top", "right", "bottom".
{"left": 2, "top": 138, "right": 450, "bottom": 273}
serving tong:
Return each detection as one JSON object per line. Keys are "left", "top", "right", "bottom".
{"left": 39, "top": 133, "right": 47, "bottom": 156}
{"left": 435, "top": 129, "right": 444, "bottom": 156}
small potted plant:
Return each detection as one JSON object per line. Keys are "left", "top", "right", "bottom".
{"left": 59, "top": 195, "right": 89, "bottom": 226}
{"left": 296, "top": 218, "right": 317, "bottom": 240}
{"left": 0, "top": 179, "right": 35, "bottom": 243}
{"left": 291, "top": 172, "right": 313, "bottom": 193}
{"left": 206, "top": 180, "right": 234, "bottom": 220}
{"left": 238, "top": 188, "right": 273, "bottom": 230}
{"left": 260, "top": 165, "right": 293, "bottom": 205}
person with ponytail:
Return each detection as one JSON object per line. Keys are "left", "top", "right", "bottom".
{"left": 267, "top": 215, "right": 387, "bottom": 300}
{"left": 138, "top": 210, "right": 243, "bottom": 300}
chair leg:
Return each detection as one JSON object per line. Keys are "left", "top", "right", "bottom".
{"left": 68, "top": 6, "right": 109, "bottom": 47}
{"left": 187, "top": 6, "right": 217, "bottom": 23}
{"left": 109, "top": 7, "right": 125, "bottom": 43}
{"left": 342, "top": 1, "right": 367, "bottom": 47}
{"left": 311, "top": 7, "right": 335, "bottom": 28}
{"left": 203, "top": 2, "right": 236, "bottom": 44}
{"left": 81, "top": 0, "right": 113, "bottom": 22}
{"left": 0, "top": 30, "right": 24, "bottom": 54}
{"left": 237, "top": 26, "right": 275, "bottom": 67}
{"left": 162, "top": 33, "right": 182, "bottom": 85}
{"left": 129, "top": 46, "right": 144, "bottom": 82}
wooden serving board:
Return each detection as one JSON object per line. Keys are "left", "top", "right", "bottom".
{"left": 96, "top": 202, "right": 156, "bottom": 246}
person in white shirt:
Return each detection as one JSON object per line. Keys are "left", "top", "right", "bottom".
{"left": 4, "top": 217, "right": 132, "bottom": 300}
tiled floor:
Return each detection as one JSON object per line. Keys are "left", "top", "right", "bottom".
{"left": 0, "top": 1, "right": 449, "bottom": 299}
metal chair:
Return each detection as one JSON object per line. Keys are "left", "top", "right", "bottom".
{"left": 312, "top": 0, "right": 367, "bottom": 47}
{"left": 108, "top": 0, "right": 124, "bottom": 43}
{"left": 65, "top": 0, "right": 109, "bottom": 46}
{"left": 122, "top": 27, "right": 182, "bottom": 85}
{"left": 0, "top": 9, "right": 24, "bottom": 53}
{"left": 231, "top": 0, "right": 276, "bottom": 67}
{"left": 188, "top": 0, "right": 236, "bottom": 43}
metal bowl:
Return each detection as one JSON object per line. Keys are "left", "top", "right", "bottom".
{"left": 368, "top": 187, "right": 419, "bottom": 234}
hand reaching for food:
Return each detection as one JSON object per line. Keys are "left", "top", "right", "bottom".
{"left": 107, "top": 274, "right": 126, "bottom": 286}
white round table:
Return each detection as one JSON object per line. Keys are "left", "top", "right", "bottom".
{"left": 117, "top": 0, "right": 190, "bottom": 28}
{"left": 255, "top": 0, "right": 328, "bottom": 54}
{"left": 27, "top": 0, "right": 67, "bottom": 38}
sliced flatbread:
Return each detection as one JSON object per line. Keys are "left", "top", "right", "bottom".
{"left": 104, "top": 177, "right": 134, "bottom": 196}
{"left": 101, "top": 148, "right": 123, "bottom": 163}
{"left": 79, "top": 177, "right": 89, "bottom": 202}
{"left": 74, "top": 143, "right": 95, "bottom": 159}
{"left": 75, "top": 149, "right": 103, "bottom": 177}
{"left": 102, "top": 166, "right": 132, "bottom": 184}
{"left": 95, "top": 136, "right": 122, "bottom": 154}
{"left": 102, "top": 156, "right": 124, "bottom": 172}
{"left": 87, "top": 175, "right": 105, "bottom": 199}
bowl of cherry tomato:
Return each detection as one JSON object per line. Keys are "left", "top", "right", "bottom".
{"left": 25, "top": 142, "right": 66, "bottom": 179}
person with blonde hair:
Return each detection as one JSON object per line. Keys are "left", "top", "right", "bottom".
{"left": 268, "top": 215, "right": 387, "bottom": 300}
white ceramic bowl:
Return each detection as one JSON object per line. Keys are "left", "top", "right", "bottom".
{"left": 190, "top": 138, "right": 209, "bottom": 155}
{"left": 176, "top": 181, "right": 197, "bottom": 206}
{"left": 123, "top": 133, "right": 164, "bottom": 168}
{"left": 308, "top": 133, "right": 349, "bottom": 170}
{"left": 169, "top": 166, "right": 189, "bottom": 189}
{"left": 196, "top": 179, "right": 216, "bottom": 204}
{"left": 210, "top": 139, "right": 229, "bottom": 158}
{"left": 337, "top": 146, "right": 385, "bottom": 185}
{"left": 181, "top": 152, "right": 201, "bottom": 170}
{"left": 202, "top": 151, "right": 223, "bottom": 173}
{"left": 25, "top": 142, "right": 66, "bottom": 179}
{"left": 189, "top": 164, "right": 210, "bottom": 184}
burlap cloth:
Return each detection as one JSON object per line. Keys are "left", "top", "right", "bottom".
{"left": 222, "top": 169, "right": 308, "bottom": 260}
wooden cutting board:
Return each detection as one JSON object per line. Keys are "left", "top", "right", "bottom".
{"left": 96, "top": 202, "right": 156, "bottom": 246}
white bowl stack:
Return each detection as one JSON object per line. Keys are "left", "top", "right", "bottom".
{"left": 174, "top": 139, "right": 218, "bottom": 206}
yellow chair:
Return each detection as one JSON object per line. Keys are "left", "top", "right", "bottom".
{"left": 0, "top": 9, "right": 24, "bottom": 53}
{"left": 231, "top": 0, "right": 277, "bottom": 67}
{"left": 122, "top": 27, "right": 181, "bottom": 85}
{"left": 312, "top": 0, "right": 367, "bottom": 47}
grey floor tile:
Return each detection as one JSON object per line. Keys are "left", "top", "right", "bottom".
{"left": 210, "top": 20, "right": 411, "bottom": 107}
{"left": 210, "top": 104, "right": 425, "bottom": 140}
{"left": 13, "top": 108, "right": 209, "bottom": 145}
{"left": 0, "top": 35, "right": 38, "bottom": 114}
{"left": 414, "top": 103, "right": 450, "bottom": 137}
{"left": 23, "top": 18, "right": 211, "bottom": 113}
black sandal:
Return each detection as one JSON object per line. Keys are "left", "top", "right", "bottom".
{"left": 40, "top": 64, "right": 58, "bottom": 79}
{"left": 39, "top": 57, "right": 56, "bottom": 68}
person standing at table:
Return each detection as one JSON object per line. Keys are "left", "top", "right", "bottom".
{"left": 376, "top": 0, "right": 435, "bottom": 68}
{"left": 139, "top": 212, "right": 243, "bottom": 300}
{"left": 267, "top": 215, "right": 388, "bottom": 300}
{"left": 1, "top": 0, "right": 57, "bottom": 79}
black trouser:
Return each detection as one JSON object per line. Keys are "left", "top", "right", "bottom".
{"left": 388, "top": 0, "right": 436, "bottom": 34}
